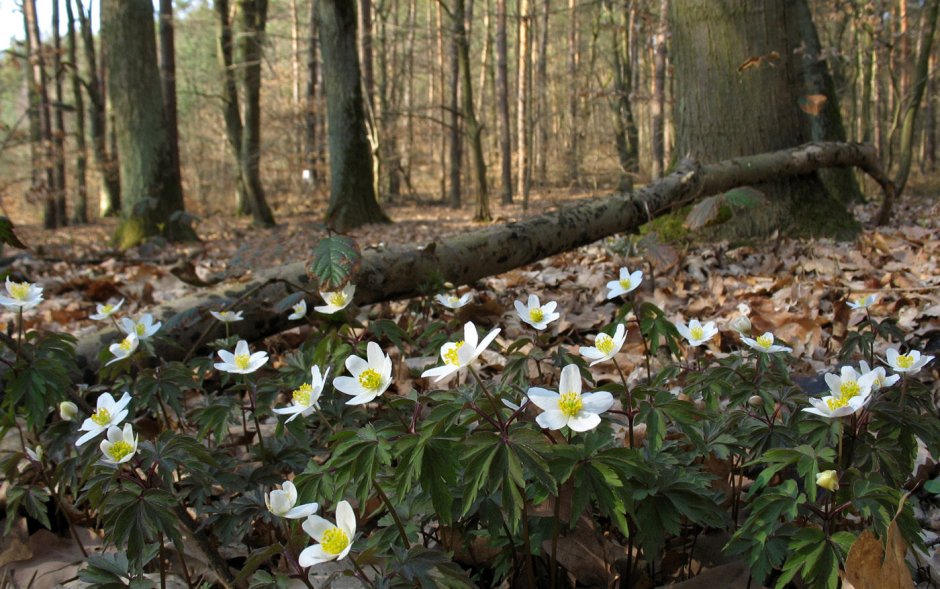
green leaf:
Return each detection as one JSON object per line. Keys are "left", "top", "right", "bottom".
{"left": 307, "top": 234, "right": 361, "bottom": 291}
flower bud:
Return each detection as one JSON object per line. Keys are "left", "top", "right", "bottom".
{"left": 730, "top": 315, "right": 751, "bottom": 335}
{"left": 748, "top": 395, "right": 764, "bottom": 408}
{"left": 59, "top": 401, "right": 79, "bottom": 422}
{"left": 816, "top": 470, "right": 839, "bottom": 492}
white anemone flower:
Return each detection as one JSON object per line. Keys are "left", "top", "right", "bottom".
{"left": 210, "top": 310, "right": 244, "bottom": 323}
{"left": 741, "top": 331, "right": 792, "bottom": 354}
{"left": 106, "top": 333, "right": 139, "bottom": 366}
{"left": 0, "top": 277, "right": 43, "bottom": 310}
{"left": 579, "top": 324, "right": 627, "bottom": 366}
{"left": 514, "top": 294, "right": 560, "bottom": 331}
{"left": 214, "top": 340, "right": 269, "bottom": 374}
{"left": 421, "top": 321, "right": 501, "bottom": 382}
{"left": 59, "top": 401, "right": 79, "bottom": 422}
{"left": 265, "top": 480, "right": 319, "bottom": 519}
{"left": 527, "top": 364, "right": 614, "bottom": 432}
{"left": 847, "top": 294, "right": 878, "bottom": 310}
{"left": 90, "top": 298, "right": 124, "bottom": 321}
{"left": 858, "top": 360, "right": 899, "bottom": 392}
{"left": 729, "top": 315, "right": 752, "bottom": 335}
{"left": 119, "top": 314, "right": 162, "bottom": 340}
{"left": 884, "top": 348, "right": 934, "bottom": 375}
{"left": 675, "top": 319, "right": 718, "bottom": 347}
{"left": 99, "top": 423, "right": 138, "bottom": 465}
{"left": 288, "top": 299, "right": 307, "bottom": 320}
{"left": 803, "top": 365, "right": 877, "bottom": 419}
{"left": 606, "top": 267, "right": 643, "bottom": 299}
{"left": 333, "top": 342, "right": 392, "bottom": 405}
{"left": 273, "top": 366, "right": 330, "bottom": 422}
{"left": 76, "top": 392, "right": 132, "bottom": 446}
{"left": 315, "top": 284, "right": 355, "bottom": 314}
{"left": 435, "top": 292, "right": 472, "bottom": 309}
{"left": 299, "top": 500, "right": 357, "bottom": 567}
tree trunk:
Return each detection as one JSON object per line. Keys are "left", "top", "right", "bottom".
{"left": 517, "top": 0, "right": 532, "bottom": 207}
{"left": 304, "top": 0, "right": 320, "bottom": 181}
{"left": 496, "top": 0, "right": 513, "bottom": 203}
{"left": 535, "top": 0, "right": 550, "bottom": 185}
{"left": 566, "top": 0, "right": 579, "bottom": 182}
{"left": 158, "top": 0, "right": 183, "bottom": 206}
{"left": 23, "top": 0, "right": 56, "bottom": 229}
{"left": 66, "top": 0, "right": 88, "bottom": 224}
{"left": 606, "top": 0, "right": 638, "bottom": 191}
{"left": 453, "top": 0, "right": 491, "bottom": 221}
{"left": 102, "top": 0, "right": 197, "bottom": 249}
{"left": 214, "top": 0, "right": 248, "bottom": 214}
{"left": 672, "top": 0, "right": 857, "bottom": 239}
{"left": 73, "top": 141, "right": 893, "bottom": 372}
{"left": 402, "top": 0, "right": 417, "bottom": 189}
{"left": 651, "top": 0, "right": 668, "bottom": 178}
{"left": 52, "top": 0, "right": 68, "bottom": 226}
{"left": 237, "top": 0, "right": 277, "bottom": 227}
{"left": 447, "top": 8, "right": 462, "bottom": 209}
{"left": 318, "top": 0, "right": 390, "bottom": 231}
{"left": 76, "top": 0, "right": 120, "bottom": 217}
{"left": 926, "top": 52, "right": 937, "bottom": 172}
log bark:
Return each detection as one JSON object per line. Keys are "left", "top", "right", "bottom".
{"left": 73, "top": 142, "right": 893, "bottom": 375}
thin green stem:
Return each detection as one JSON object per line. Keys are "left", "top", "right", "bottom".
{"left": 628, "top": 293, "right": 652, "bottom": 382}
{"left": 612, "top": 357, "right": 635, "bottom": 447}
{"left": 247, "top": 380, "right": 267, "bottom": 455}
{"left": 372, "top": 478, "right": 411, "bottom": 548}
{"left": 469, "top": 367, "right": 505, "bottom": 429}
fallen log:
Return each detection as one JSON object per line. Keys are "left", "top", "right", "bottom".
{"left": 74, "top": 141, "right": 893, "bottom": 374}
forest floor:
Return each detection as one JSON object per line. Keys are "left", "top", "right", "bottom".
{"left": 2, "top": 186, "right": 940, "bottom": 587}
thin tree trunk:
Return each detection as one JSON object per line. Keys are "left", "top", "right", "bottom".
{"left": 606, "top": 0, "right": 638, "bottom": 191}
{"left": 496, "top": 0, "right": 512, "bottom": 203}
{"left": 304, "top": 0, "right": 319, "bottom": 180}
{"left": 24, "top": 0, "right": 57, "bottom": 229}
{"left": 476, "top": 0, "right": 492, "bottom": 118}
{"left": 517, "top": 0, "right": 532, "bottom": 207}
{"left": 76, "top": 0, "right": 120, "bottom": 216}
{"left": 859, "top": 23, "right": 874, "bottom": 143}
{"left": 237, "top": 0, "right": 276, "bottom": 227}
{"left": 358, "top": 0, "right": 375, "bottom": 109}
{"left": 535, "top": 0, "right": 549, "bottom": 185}
{"left": 566, "top": 0, "right": 579, "bottom": 182}
{"left": 158, "top": 0, "right": 183, "bottom": 205}
{"left": 926, "top": 52, "right": 937, "bottom": 172}
{"left": 402, "top": 0, "right": 417, "bottom": 187}
{"left": 650, "top": 0, "right": 668, "bottom": 178}
{"left": 447, "top": 7, "right": 462, "bottom": 209}
{"left": 437, "top": 1, "right": 447, "bottom": 201}
{"left": 214, "top": 0, "right": 248, "bottom": 214}
{"left": 52, "top": 0, "right": 68, "bottom": 226}
{"left": 291, "top": 0, "right": 302, "bottom": 106}
{"left": 66, "top": 0, "right": 88, "bottom": 224}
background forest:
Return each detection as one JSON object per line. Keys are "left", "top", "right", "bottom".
{"left": 0, "top": 0, "right": 938, "bottom": 233}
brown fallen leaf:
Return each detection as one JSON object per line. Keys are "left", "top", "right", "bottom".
{"left": 842, "top": 520, "right": 914, "bottom": 589}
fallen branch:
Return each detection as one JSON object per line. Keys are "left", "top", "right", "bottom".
{"left": 73, "top": 141, "right": 893, "bottom": 373}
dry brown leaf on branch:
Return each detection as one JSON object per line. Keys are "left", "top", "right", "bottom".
{"left": 842, "top": 520, "right": 914, "bottom": 589}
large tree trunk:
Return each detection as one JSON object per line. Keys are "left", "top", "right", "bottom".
{"left": 318, "top": 0, "right": 390, "bottom": 231}
{"left": 158, "top": 0, "right": 183, "bottom": 198}
{"left": 495, "top": 0, "right": 513, "bottom": 203}
{"left": 74, "top": 142, "right": 893, "bottom": 373}
{"left": 76, "top": 0, "right": 120, "bottom": 217}
{"left": 237, "top": 0, "right": 277, "bottom": 227}
{"left": 606, "top": 0, "right": 638, "bottom": 191}
{"left": 214, "top": 0, "right": 248, "bottom": 214}
{"left": 66, "top": 0, "right": 88, "bottom": 224}
{"left": 672, "top": 0, "right": 857, "bottom": 239}
{"left": 102, "top": 0, "right": 197, "bottom": 249}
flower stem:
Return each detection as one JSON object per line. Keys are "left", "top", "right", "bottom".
{"left": 612, "top": 357, "right": 635, "bottom": 447}
{"left": 469, "top": 367, "right": 505, "bottom": 429}
{"left": 628, "top": 293, "right": 652, "bottom": 382}
{"left": 246, "top": 379, "right": 267, "bottom": 455}
{"left": 348, "top": 554, "right": 376, "bottom": 589}
{"left": 372, "top": 478, "right": 411, "bottom": 548}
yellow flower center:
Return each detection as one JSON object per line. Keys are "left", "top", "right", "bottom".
{"left": 358, "top": 368, "right": 383, "bottom": 391}
{"left": 595, "top": 334, "right": 615, "bottom": 355}
{"left": 107, "top": 440, "right": 134, "bottom": 462}
{"left": 839, "top": 380, "right": 860, "bottom": 399}
{"left": 119, "top": 337, "right": 134, "bottom": 352}
{"left": 135, "top": 323, "right": 146, "bottom": 336}
{"left": 9, "top": 282, "right": 30, "bottom": 300}
{"left": 320, "top": 527, "right": 350, "bottom": 555}
{"left": 444, "top": 341, "right": 465, "bottom": 366}
{"left": 690, "top": 326, "right": 704, "bottom": 341}
{"left": 854, "top": 297, "right": 867, "bottom": 306}
{"left": 896, "top": 354, "right": 914, "bottom": 369}
{"left": 101, "top": 304, "right": 113, "bottom": 314}
{"left": 529, "top": 308, "right": 544, "bottom": 323}
{"left": 293, "top": 303, "right": 304, "bottom": 314}
{"left": 328, "top": 292, "right": 347, "bottom": 307}
{"left": 558, "top": 392, "right": 583, "bottom": 418}
{"left": 91, "top": 408, "right": 112, "bottom": 426}
{"left": 235, "top": 354, "right": 251, "bottom": 370}
{"left": 619, "top": 278, "right": 632, "bottom": 290}
{"left": 292, "top": 383, "right": 313, "bottom": 406}
{"left": 448, "top": 296, "right": 460, "bottom": 304}
{"left": 825, "top": 396, "right": 850, "bottom": 411}
{"left": 756, "top": 334, "right": 773, "bottom": 349}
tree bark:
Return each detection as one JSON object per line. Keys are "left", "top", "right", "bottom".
{"left": 52, "top": 0, "right": 68, "bottom": 226}
{"left": 566, "top": 0, "right": 579, "bottom": 182}
{"left": 318, "top": 0, "right": 390, "bottom": 231}
{"left": 446, "top": 5, "right": 462, "bottom": 209}
{"left": 303, "top": 0, "right": 320, "bottom": 180}
{"left": 606, "top": 0, "right": 638, "bottom": 191}
{"left": 214, "top": 0, "right": 248, "bottom": 214}
{"left": 102, "top": 0, "right": 197, "bottom": 249}
{"left": 495, "top": 0, "right": 513, "bottom": 203}
{"left": 650, "top": 0, "right": 668, "bottom": 179}
{"left": 535, "top": 0, "right": 549, "bottom": 185}
{"left": 517, "top": 0, "right": 532, "bottom": 207}
{"left": 76, "top": 0, "right": 120, "bottom": 217}
{"left": 23, "top": 0, "right": 56, "bottom": 229}
{"left": 158, "top": 0, "right": 183, "bottom": 206}
{"left": 74, "top": 142, "right": 893, "bottom": 372}
{"left": 66, "top": 0, "right": 88, "bottom": 224}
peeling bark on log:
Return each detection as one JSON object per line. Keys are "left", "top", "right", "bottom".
{"left": 74, "top": 141, "right": 893, "bottom": 374}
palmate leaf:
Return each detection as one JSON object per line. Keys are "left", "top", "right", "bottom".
{"left": 0, "top": 215, "right": 26, "bottom": 249}
{"left": 306, "top": 234, "right": 361, "bottom": 291}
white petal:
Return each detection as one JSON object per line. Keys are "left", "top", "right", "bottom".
{"left": 536, "top": 411, "right": 569, "bottom": 430}
{"left": 335, "top": 501, "right": 356, "bottom": 536}
{"left": 298, "top": 545, "right": 334, "bottom": 567}
{"left": 567, "top": 413, "right": 601, "bottom": 432}
{"left": 234, "top": 340, "right": 250, "bottom": 356}
{"left": 217, "top": 350, "right": 235, "bottom": 365}
{"left": 463, "top": 322, "right": 478, "bottom": 348}
{"left": 345, "top": 355, "right": 368, "bottom": 376}
{"left": 302, "top": 515, "right": 334, "bottom": 541}
{"left": 558, "top": 365, "right": 581, "bottom": 395}
{"left": 527, "top": 294, "right": 540, "bottom": 308}
{"left": 526, "top": 388, "right": 559, "bottom": 411}
{"left": 285, "top": 503, "right": 319, "bottom": 519}
{"left": 345, "top": 391, "right": 378, "bottom": 405}
{"left": 422, "top": 365, "right": 458, "bottom": 382}
{"left": 513, "top": 299, "right": 527, "bottom": 317}
{"left": 75, "top": 427, "right": 103, "bottom": 447}
{"left": 366, "top": 342, "right": 385, "bottom": 367}
{"left": 580, "top": 391, "right": 614, "bottom": 414}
